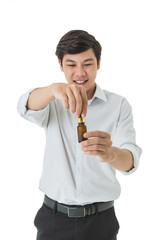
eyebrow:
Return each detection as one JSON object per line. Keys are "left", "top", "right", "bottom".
{"left": 65, "top": 58, "right": 95, "bottom": 63}
{"left": 84, "top": 58, "right": 94, "bottom": 62}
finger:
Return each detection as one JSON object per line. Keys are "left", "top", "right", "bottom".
{"left": 81, "top": 138, "right": 106, "bottom": 147}
{"left": 61, "top": 95, "right": 69, "bottom": 109}
{"left": 66, "top": 87, "right": 76, "bottom": 113}
{"left": 79, "top": 86, "right": 88, "bottom": 117}
{"left": 84, "top": 131, "right": 111, "bottom": 139}
{"left": 82, "top": 144, "right": 107, "bottom": 152}
{"left": 70, "top": 85, "right": 82, "bottom": 117}
{"left": 86, "top": 138, "right": 112, "bottom": 146}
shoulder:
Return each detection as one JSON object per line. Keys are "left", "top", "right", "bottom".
{"left": 102, "top": 88, "right": 132, "bottom": 111}
{"left": 103, "top": 89, "right": 123, "bottom": 99}
{"left": 103, "top": 89, "right": 126, "bottom": 103}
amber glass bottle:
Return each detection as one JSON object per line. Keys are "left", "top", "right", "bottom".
{"left": 77, "top": 115, "right": 88, "bottom": 143}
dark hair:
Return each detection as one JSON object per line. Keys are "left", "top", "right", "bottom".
{"left": 55, "top": 30, "right": 102, "bottom": 66}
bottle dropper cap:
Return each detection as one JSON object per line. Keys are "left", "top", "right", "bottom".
{"left": 77, "top": 114, "right": 85, "bottom": 123}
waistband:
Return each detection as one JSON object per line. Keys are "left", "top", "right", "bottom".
{"left": 44, "top": 195, "right": 114, "bottom": 218}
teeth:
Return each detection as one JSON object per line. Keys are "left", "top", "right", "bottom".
{"left": 75, "top": 80, "right": 86, "bottom": 83}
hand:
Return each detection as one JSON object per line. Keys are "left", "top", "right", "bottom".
{"left": 51, "top": 83, "right": 88, "bottom": 117}
{"left": 80, "top": 130, "right": 113, "bottom": 162}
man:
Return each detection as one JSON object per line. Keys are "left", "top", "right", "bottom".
{"left": 17, "top": 30, "right": 142, "bottom": 240}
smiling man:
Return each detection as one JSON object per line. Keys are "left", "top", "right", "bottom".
{"left": 60, "top": 49, "right": 99, "bottom": 100}
{"left": 17, "top": 30, "right": 142, "bottom": 240}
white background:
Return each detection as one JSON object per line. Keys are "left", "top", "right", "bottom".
{"left": 0, "top": 0, "right": 160, "bottom": 239}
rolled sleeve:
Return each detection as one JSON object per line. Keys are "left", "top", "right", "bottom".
{"left": 119, "top": 143, "right": 142, "bottom": 175}
{"left": 113, "top": 98, "right": 142, "bottom": 175}
{"left": 17, "top": 88, "right": 49, "bottom": 127}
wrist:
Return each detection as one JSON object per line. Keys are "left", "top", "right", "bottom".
{"left": 106, "top": 146, "right": 116, "bottom": 163}
{"left": 98, "top": 147, "right": 115, "bottom": 163}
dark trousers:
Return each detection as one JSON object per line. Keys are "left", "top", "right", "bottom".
{"left": 34, "top": 203, "right": 119, "bottom": 240}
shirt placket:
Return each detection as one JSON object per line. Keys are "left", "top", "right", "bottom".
{"left": 74, "top": 116, "right": 84, "bottom": 202}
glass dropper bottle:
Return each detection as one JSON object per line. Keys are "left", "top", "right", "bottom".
{"left": 77, "top": 115, "right": 88, "bottom": 143}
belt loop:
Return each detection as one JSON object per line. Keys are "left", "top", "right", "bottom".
{"left": 53, "top": 201, "right": 57, "bottom": 213}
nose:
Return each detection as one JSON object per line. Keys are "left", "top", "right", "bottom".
{"left": 74, "top": 66, "right": 86, "bottom": 78}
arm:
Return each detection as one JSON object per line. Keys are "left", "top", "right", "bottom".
{"left": 26, "top": 83, "right": 88, "bottom": 117}
{"left": 81, "top": 98, "right": 142, "bottom": 173}
{"left": 104, "top": 147, "right": 134, "bottom": 172}
{"left": 81, "top": 131, "right": 134, "bottom": 172}
{"left": 26, "top": 84, "right": 55, "bottom": 111}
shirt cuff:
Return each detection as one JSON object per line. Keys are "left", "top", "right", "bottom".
{"left": 17, "top": 88, "right": 37, "bottom": 116}
{"left": 118, "top": 144, "right": 142, "bottom": 175}
{"left": 17, "top": 88, "right": 49, "bottom": 127}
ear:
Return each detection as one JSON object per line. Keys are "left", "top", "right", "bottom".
{"left": 97, "top": 59, "right": 101, "bottom": 70}
{"left": 58, "top": 60, "right": 64, "bottom": 72}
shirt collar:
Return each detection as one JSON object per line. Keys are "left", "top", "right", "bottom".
{"left": 88, "top": 84, "right": 108, "bottom": 105}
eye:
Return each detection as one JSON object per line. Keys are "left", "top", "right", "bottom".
{"left": 67, "top": 65, "right": 76, "bottom": 67}
{"left": 84, "top": 64, "right": 92, "bottom": 66}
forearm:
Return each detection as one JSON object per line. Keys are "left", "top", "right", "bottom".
{"left": 107, "top": 147, "right": 134, "bottom": 172}
{"left": 27, "top": 84, "right": 55, "bottom": 110}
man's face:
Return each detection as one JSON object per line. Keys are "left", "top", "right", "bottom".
{"left": 59, "top": 48, "right": 100, "bottom": 99}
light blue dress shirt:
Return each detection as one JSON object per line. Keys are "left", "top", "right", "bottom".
{"left": 17, "top": 84, "right": 142, "bottom": 205}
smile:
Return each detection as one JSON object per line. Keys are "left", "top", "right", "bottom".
{"left": 73, "top": 80, "right": 88, "bottom": 85}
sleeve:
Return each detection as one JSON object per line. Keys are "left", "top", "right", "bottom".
{"left": 17, "top": 88, "right": 49, "bottom": 128}
{"left": 113, "top": 98, "right": 142, "bottom": 175}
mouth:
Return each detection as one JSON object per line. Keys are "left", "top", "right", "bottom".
{"left": 73, "top": 80, "right": 88, "bottom": 85}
